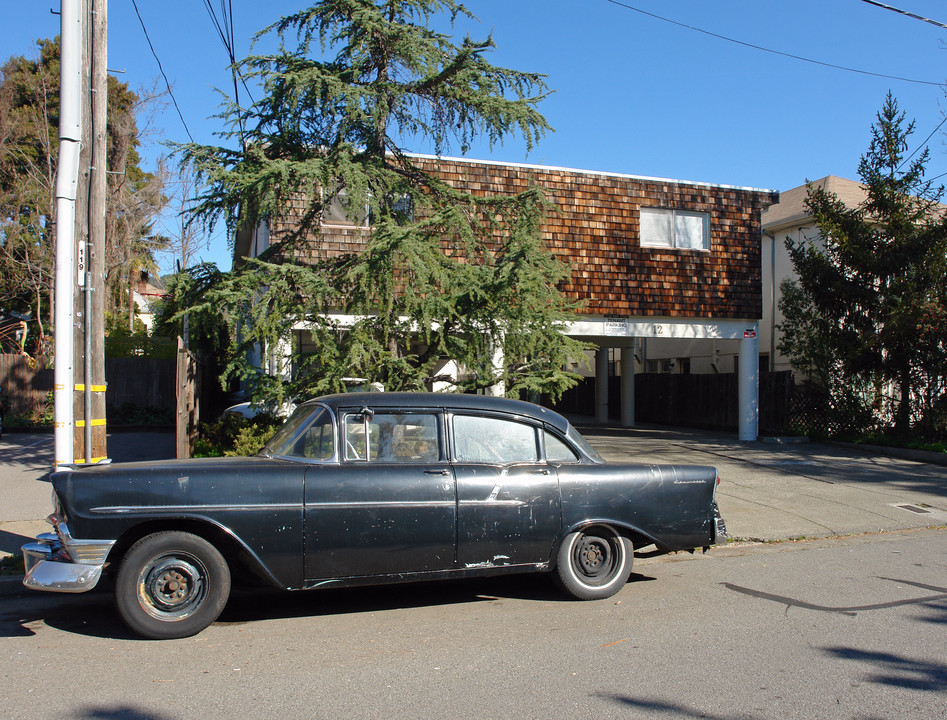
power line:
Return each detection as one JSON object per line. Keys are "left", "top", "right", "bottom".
{"left": 899, "top": 114, "right": 947, "bottom": 170}
{"left": 202, "top": 0, "right": 255, "bottom": 109}
{"left": 858, "top": 1, "right": 947, "bottom": 31}
{"left": 130, "top": 0, "right": 194, "bottom": 142}
{"left": 605, "top": 0, "right": 944, "bottom": 87}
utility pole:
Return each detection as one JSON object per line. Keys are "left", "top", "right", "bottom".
{"left": 84, "top": 0, "right": 108, "bottom": 463}
{"left": 54, "top": 0, "right": 107, "bottom": 468}
{"left": 60, "top": 0, "right": 108, "bottom": 467}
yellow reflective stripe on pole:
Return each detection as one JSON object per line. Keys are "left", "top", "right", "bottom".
{"left": 75, "top": 419, "right": 107, "bottom": 428}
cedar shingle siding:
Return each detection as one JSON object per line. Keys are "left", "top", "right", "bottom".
{"left": 268, "top": 157, "right": 776, "bottom": 320}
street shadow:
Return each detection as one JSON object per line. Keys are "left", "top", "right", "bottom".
{"left": 0, "top": 433, "right": 54, "bottom": 470}
{"left": 2, "top": 570, "right": 656, "bottom": 640}
{"left": 69, "top": 707, "right": 175, "bottom": 720}
{"left": 916, "top": 598, "right": 947, "bottom": 625}
{"left": 822, "top": 646, "right": 947, "bottom": 692}
{"left": 595, "top": 693, "right": 889, "bottom": 720}
{"left": 0, "top": 528, "right": 34, "bottom": 555}
{"left": 0, "top": 431, "right": 175, "bottom": 470}
{"left": 0, "top": 587, "right": 137, "bottom": 640}
{"left": 217, "top": 570, "right": 655, "bottom": 626}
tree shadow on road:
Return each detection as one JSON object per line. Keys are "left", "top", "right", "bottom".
{"left": 822, "top": 645, "right": 947, "bottom": 692}
{"left": 69, "top": 707, "right": 175, "bottom": 720}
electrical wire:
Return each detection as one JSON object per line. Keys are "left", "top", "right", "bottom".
{"left": 605, "top": 0, "right": 944, "bottom": 87}
{"left": 898, "top": 114, "right": 947, "bottom": 170}
{"left": 202, "top": 0, "right": 255, "bottom": 109}
{"left": 129, "top": 0, "right": 194, "bottom": 142}
{"left": 857, "top": 0, "right": 947, "bottom": 31}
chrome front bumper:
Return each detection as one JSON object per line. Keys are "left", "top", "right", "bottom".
{"left": 22, "top": 524, "right": 116, "bottom": 594}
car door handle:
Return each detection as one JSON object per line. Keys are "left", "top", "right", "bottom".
{"left": 425, "top": 469, "right": 451, "bottom": 476}
{"left": 531, "top": 469, "right": 550, "bottom": 475}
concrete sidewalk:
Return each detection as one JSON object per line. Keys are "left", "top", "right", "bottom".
{"left": 1, "top": 426, "right": 945, "bottom": 573}
{"left": 576, "top": 423, "right": 947, "bottom": 543}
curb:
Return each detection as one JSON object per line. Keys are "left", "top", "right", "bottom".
{"left": 828, "top": 441, "right": 947, "bottom": 467}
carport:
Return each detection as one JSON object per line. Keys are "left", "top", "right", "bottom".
{"left": 566, "top": 316, "right": 761, "bottom": 441}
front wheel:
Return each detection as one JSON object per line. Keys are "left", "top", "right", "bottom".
{"left": 554, "top": 526, "right": 633, "bottom": 600}
{"left": 115, "top": 531, "right": 231, "bottom": 639}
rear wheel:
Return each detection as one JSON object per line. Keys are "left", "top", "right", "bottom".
{"left": 554, "top": 525, "right": 633, "bottom": 600}
{"left": 115, "top": 531, "right": 231, "bottom": 639}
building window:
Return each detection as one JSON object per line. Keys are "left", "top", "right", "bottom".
{"left": 322, "top": 186, "right": 370, "bottom": 227}
{"left": 639, "top": 207, "right": 710, "bottom": 250}
{"left": 322, "top": 187, "right": 415, "bottom": 227}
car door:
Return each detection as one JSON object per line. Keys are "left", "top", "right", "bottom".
{"left": 451, "top": 412, "right": 561, "bottom": 568}
{"left": 304, "top": 408, "right": 456, "bottom": 581}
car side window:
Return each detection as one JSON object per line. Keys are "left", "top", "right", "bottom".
{"left": 544, "top": 430, "right": 579, "bottom": 463}
{"left": 344, "top": 412, "right": 440, "bottom": 462}
{"left": 452, "top": 415, "right": 539, "bottom": 463}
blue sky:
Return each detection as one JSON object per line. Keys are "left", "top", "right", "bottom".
{"left": 6, "top": 1, "right": 947, "bottom": 272}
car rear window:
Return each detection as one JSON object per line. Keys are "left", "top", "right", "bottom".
{"left": 452, "top": 414, "right": 539, "bottom": 463}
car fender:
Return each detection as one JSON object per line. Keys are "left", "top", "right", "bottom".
{"left": 104, "top": 514, "right": 289, "bottom": 590}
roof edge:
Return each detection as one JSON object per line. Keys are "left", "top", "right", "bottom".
{"left": 406, "top": 152, "right": 778, "bottom": 195}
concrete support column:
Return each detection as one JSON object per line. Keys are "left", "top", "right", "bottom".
{"left": 620, "top": 347, "right": 635, "bottom": 427}
{"left": 738, "top": 325, "right": 759, "bottom": 441}
{"left": 595, "top": 347, "right": 609, "bottom": 424}
{"left": 487, "top": 341, "right": 505, "bottom": 397}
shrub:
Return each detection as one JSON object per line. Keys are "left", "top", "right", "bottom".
{"left": 195, "top": 413, "right": 282, "bottom": 457}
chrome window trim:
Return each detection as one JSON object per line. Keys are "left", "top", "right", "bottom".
{"left": 264, "top": 402, "right": 339, "bottom": 463}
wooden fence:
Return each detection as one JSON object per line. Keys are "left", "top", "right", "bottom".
{"left": 551, "top": 371, "right": 796, "bottom": 434}
{"left": 0, "top": 353, "right": 176, "bottom": 423}
{"left": 4, "top": 351, "right": 796, "bottom": 434}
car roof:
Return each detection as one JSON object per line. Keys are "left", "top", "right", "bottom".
{"left": 304, "top": 392, "right": 572, "bottom": 433}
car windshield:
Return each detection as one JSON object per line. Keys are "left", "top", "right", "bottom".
{"left": 260, "top": 404, "right": 332, "bottom": 459}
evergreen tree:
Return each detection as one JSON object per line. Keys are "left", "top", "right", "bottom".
{"left": 179, "top": 0, "right": 588, "bottom": 402}
{"left": 782, "top": 93, "right": 947, "bottom": 435}
{"left": 0, "top": 38, "right": 168, "bottom": 352}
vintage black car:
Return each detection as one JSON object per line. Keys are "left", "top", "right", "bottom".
{"left": 23, "top": 393, "right": 726, "bottom": 639}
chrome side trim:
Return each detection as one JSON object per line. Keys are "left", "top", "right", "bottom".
{"left": 458, "top": 499, "right": 525, "bottom": 507}
{"left": 91, "top": 503, "right": 301, "bottom": 514}
{"left": 304, "top": 500, "right": 455, "bottom": 510}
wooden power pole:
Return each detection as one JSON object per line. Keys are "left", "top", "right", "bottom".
{"left": 73, "top": 0, "right": 108, "bottom": 463}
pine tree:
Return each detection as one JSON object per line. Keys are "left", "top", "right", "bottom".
{"left": 179, "top": 0, "right": 588, "bottom": 401}
{"left": 783, "top": 93, "right": 947, "bottom": 435}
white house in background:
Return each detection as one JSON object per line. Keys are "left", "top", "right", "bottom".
{"left": 132, "top": 271, "right": 167, "bottom": 332}
{"left": 644, "top": 175, "right": 867, "bottom": 376}
{"left": 760, "top": 176, "right": 867, "bottom": 373}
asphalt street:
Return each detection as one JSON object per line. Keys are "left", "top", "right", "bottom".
{"left": 1, "top": 527, "right": 944, "bottom": 719}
